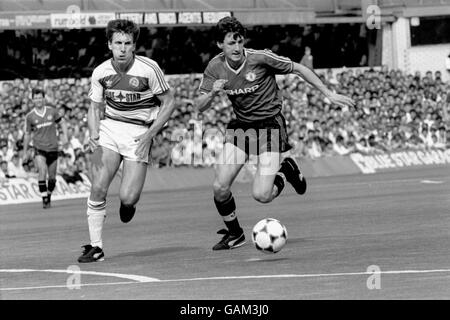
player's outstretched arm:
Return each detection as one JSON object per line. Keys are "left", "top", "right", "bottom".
{"left": 134, "top": 88, "right": 175, "bottom": 160}
{"left": 291, "top": 62, "right": 355, "bottom": 108}
{"left": 195, "top": 79, "right": 228, "bottom": 113}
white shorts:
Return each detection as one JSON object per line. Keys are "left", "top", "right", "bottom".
{"left": 99, "top": 118, "right": 151, "bottom": 163}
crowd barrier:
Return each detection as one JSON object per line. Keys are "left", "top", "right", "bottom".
{"left": 1, "top": 148, "right": 449, "bottom": 205}
{"left": 0, "top": 173, "right": 91, "bottom": 205}
{"left": 350, "top": 148, "right": 450, "bottom": 174}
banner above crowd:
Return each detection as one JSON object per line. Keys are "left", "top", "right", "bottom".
{"left": 0, "top": 11, "right": 232, "bottom": 30}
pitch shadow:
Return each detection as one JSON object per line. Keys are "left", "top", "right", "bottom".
{"left": 111, "top": 246, "right": 199, "bottom": 258}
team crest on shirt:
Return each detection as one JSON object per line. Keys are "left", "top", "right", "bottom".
{"left": 245, "top": 71, "right": 256, "bottom": 82}
{"left": 129, "top": 77, "right": 139, "bottom": 88}
{"left": 47, "top": 115, "right": 53, "bottom": 120}
{"left": 105, "top": 80, "right": 113, "bottom": 88}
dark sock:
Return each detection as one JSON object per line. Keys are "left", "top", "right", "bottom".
{"left": 38, "top": 180, "right": 47, "bottom": 200}
{"left": 38, "top": 180, "right": 47, "bottom": 193}
{"left": 214, "top": 193, "right": 241, "bottom": 234}
{"left": 47, "top": 179, "right": 56, "bottom": 193}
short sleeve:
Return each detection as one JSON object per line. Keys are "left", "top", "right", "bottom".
{"left": 148, "top": 61, "right": 170, "bottom": 95}
{"left": 88, "top": 67, "right": 104, "bottom": 103}
{"left": 199, "top": 64, "right": 217, "bottom": 94}
{"left": 260, "top": 49, "right": 293, "bottom": 74}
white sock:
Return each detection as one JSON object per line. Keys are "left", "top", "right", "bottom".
{"left": 87, "top": 199, "right": 106, "bottom": 249}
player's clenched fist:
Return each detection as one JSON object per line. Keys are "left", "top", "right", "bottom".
{"left": 88, "top": 135, "right": 100, "bottom": 151}
{"left": 134, "top": 132, "right": 153, "bottom": 162}
{"left": 212, "top": 79, "right": 228, "bottom": 93}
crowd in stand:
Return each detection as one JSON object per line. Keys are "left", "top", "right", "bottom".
{"left": 0, "top": 23, "right": 370, "bottom": 79}
{"left": 0, "top": 65, "right": 449, "bottom": 181}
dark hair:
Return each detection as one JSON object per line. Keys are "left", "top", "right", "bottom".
{"left": 31, "top": 88, "right": 45, "bottom": 98}
{"left": 214, "top": 16, "right": 246, "bottom": 43}
{"left": 106, "top": 19, "right": 140, "bottom": 43}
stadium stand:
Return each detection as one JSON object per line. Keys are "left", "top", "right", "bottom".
{"left": 0, "top": 65, "right": 448, "bottom": 180}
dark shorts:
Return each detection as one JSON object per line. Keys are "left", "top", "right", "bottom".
{"left": 35, "top": 149, "right": 59, "bottom": 166}
{"left": 225, "top": 112, "right": 292, "bottom": 155}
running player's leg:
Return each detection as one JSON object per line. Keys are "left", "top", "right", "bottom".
{"left": 272, "top": 113, "right": 307, "bottom": 194}
{"left": 46, "top": 153, "right": 58, "bottom": 207}
{"left": 252, "top": 151, "right": 282, "bottom": 203}
{"left": 118, "top": 160, "right": 148, "bottom": 223}
{"left": 212, "top": 142, "right": 247, "bottom": 250}
{"left": 78, "top": 147, "right": 121, "bottom": 263}
{"left": 35, "top": 153, "right": 49, "bottom": 208}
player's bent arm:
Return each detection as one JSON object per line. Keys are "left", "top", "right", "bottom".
{"left": 195, "top": 91, "right": 217, "bottom": 113}
{"left": 195, "top": 79, "right": 227, "bottom": 112}
{"left": 291, "top": 62, "right": 333, "bottom": 98}
{"left": 146, "top": 88, "right": 175, "bottom": 138}
{"left": 87, "top": 101, "right": 102, "bottom": 140}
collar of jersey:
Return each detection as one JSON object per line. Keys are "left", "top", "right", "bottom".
{"left": 225, "top": 49, "right": 247, "bottom": 75}
{"left": 111, "top": 54, "right": 135, "bottom": 75}
{"left": 34, "top": 106, "right": 46, "bottom": 118}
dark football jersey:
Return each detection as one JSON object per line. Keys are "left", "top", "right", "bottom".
{"left": 25, "top": 106, "right": 62, "bottom": 152}
{"left": 199, "top": 48, "right": 293, "bottom": 122}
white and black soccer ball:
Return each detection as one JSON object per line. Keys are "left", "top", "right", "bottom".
{"left": 251, "top": 218, "right": 288, "bottom": 253}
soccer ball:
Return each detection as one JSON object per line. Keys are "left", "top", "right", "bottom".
{"left": 251, "top": 218, "right": 288, "bottom": 253}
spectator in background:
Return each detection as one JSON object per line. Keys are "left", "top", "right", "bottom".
{"left": 150, "top": 136, "right": 172, "bottom": 168}
{"left": 300, "top": 46, "right": 313, "bottom": 69}
{"left": 333, "top": 135, "right": 352, "bottom": 155}
{"left": 7, "top": 154, "right": 28, "bottom": 178}
{"left": 58, "top": 152, "right": 83, "bottom": 184}
{"left": 305, "top": 137, "right": 322, "bottom": 159}
{"left": 1, "top": 160, "right": 12, "bottom": 178}
{"left": 0, "top": 60, "right": 449, "bottom": 178}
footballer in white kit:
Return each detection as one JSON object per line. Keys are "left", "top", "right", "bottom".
{"left": 78, "top": 19, "right": 175, "bottom": 263}
{"left": 89, "top": 53, "right": 170, "bottom": 162}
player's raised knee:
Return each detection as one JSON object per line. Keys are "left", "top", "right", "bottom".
{"left": 252, "top": 190, "right": 273, "bottom": 203}
{"left": 213, "top": 180, "right": 231, "bottom": 200}
{"left": 119, "top": 192, "right": 140, "bottom": 207}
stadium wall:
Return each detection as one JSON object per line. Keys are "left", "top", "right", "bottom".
{"left": 407, "top": 44, "right": 450, "bottom": 80}
{"left": 382, "top": 17, "right": 450, "bottom": 81}
{"left": 2, "top": 149, "right": 449, "bottom": 205}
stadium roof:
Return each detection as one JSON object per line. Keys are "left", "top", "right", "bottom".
{"left": 0, "top": 0, "right": 448, "bottom": 14}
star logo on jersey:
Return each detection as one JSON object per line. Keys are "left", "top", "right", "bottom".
{"left": 129, "top": 77, "right": 139, "bottom": 88}
{"left": 116, "top": 91, "right": 125, "bottom": 102}
{"left": 245, "top": 71, "right": 256, "bottom": 82}
{"left": 105, "top": 80, "right": 113, "bottom": 88}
